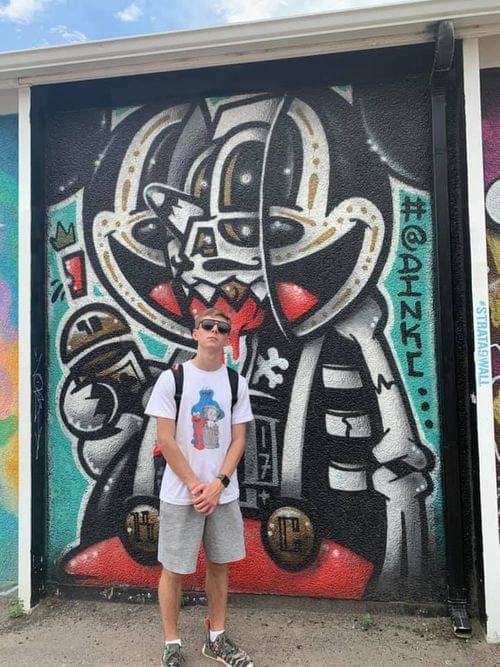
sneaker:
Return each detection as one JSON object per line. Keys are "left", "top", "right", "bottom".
{"left": 202, "top": 619, "right": 254, "bottom": 667}
{"left": 161, "top": 643, "right": 185, "bottom": 667}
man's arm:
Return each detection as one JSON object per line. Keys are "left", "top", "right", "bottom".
{"left": 156, "top": 416, "right": 200, "bottom": 493}
{"left": 192, "top": 422, "right": 247, "bottom": 515}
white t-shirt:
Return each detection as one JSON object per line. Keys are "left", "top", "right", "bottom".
{"left": 145, "top": 361, "right": 253, "bottom": 505}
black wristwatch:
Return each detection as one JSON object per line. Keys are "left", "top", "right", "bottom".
{"left": 216, "top": 473, "right": 230, "bottom": 488}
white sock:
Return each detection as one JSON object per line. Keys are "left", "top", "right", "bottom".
{"left": 210, "top": 629, "right": 224, "bottom": 642}
{"left": 165, "top": 639, "right": 182, "bottom": 646}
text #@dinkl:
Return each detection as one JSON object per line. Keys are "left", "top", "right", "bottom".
{"left": 397, "top": 195, "right": 429, "bottom": 378}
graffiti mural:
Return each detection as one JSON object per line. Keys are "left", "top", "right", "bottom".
{"left": 46, "top": 82, "right": 443, "bottom": 600}
{"left": 0, "top": 114, "right": 18, "bottom": 591}
{"left": 481, "top": 69, "right": 500, "bottom": 535}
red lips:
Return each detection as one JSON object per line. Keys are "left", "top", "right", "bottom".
{"left": 62, "top": 519, "right": 373, "bottom": 599}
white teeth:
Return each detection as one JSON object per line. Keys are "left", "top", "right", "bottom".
{"left": 150, "top": 190, "right": 165, "bottom": 207}
{"left": 251, "top": 281, "right": 267, "bottom": 302}
{"left": 194, "top": 283, "right": 216, "bottom": 301}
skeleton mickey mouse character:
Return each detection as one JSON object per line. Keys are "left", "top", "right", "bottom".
{"left": 58, "top": 88, "right": 434, "bottom": 597}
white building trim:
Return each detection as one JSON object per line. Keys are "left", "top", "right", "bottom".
{"left": 17, "top": 85, "right": 32, "bottom": 612}
{"left": 462, "top": 37, "right": 500, "bottom": 643}
{"left": 0, "top": 1, "right": 498, "bottom": 88}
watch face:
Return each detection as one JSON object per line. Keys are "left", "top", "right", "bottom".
{"left": 218, "top": 474, "right": 230, "bottom": 487}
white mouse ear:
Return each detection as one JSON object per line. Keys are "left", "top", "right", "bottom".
{"left": 486, "top": 179, "right": 500, "bottom": 226}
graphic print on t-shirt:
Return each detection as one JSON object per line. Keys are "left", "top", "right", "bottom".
{"left": 191, "top": 388, "right": 225, "bottom": 450}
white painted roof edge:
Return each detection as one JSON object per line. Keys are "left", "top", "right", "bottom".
{"left": 0, "top": 0, "right": 498, "bottom": 87}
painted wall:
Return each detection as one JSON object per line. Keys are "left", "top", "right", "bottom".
{"left": 481, "top": 69, "right": 500, "bottom": 536}
{"left": 45, "top": 78, "right": 445, "bottom": 600}
{"left": 0, "top": 114, "right": 18, "bottom": 591}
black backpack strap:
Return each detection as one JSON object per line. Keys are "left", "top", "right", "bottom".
{"left": 228, "top": 367, "right": 239, "bottom": 411}
{"left": 171, "top": 363, "right": 184, "bottom": 422}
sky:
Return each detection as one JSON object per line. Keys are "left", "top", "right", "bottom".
{"left": 0, "top": 0, "right": 419, "bottom": 53}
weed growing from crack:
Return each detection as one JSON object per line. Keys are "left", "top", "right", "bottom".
{"left": 361, "top": 613, "right": 374, "bottom": 631}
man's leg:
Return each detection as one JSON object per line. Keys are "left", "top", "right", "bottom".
{"left": 201, "top": 502, "right": 253, "bottom": 666}
{"left": 158, "top": 567, "right": 183, "bottom": 640}
{"left": 202, "top": 558, "right": 253, "bottom": 666}
{"left": 157, "top": 501, "right": 203, "bottom": 658}
{"left": 205, "top": 560, "right": 228, "bottom": 631}
{"left": 203, "top": 500, "right": 245, "bottom": 631}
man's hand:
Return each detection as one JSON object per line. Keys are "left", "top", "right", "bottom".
{"left": 190, "top": 479, "right": 224, "bottom": 515}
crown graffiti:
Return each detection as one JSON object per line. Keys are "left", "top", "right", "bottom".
{"left": 50, "top": 222, "right": 76, "bottom": 252}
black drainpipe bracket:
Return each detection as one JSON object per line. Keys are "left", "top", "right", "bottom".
{"left": 448, "top": 587, "right": 472, "bottom": 638}
{"left": 431, "top": 21, "right": 455, "bottom": 84}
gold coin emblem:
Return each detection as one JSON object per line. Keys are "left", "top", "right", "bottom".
{"left": 125, "top": 503, "right": 159, "bottom": 555}
{"left": 265, "top": 506, "right": 315, "bottom": 569}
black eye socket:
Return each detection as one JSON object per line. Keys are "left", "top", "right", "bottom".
{"left": 220, "top": 142, "right": 264, "bottom": 212}
{"left": 218, "top": 219, "right": 259, "bottom": 247}
{"left": 132, "top": 218, "right": 171, "bottom": 249}
{"left": 267, "top": 217, "right": 304, "bottom": 248}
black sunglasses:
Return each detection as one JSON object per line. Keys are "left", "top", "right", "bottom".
{"left": 199, "top": 318, "right": 231, "bottom": 334}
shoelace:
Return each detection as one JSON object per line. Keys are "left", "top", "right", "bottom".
{"left": 164, "top": 646, "right": 181, "bottom": 666}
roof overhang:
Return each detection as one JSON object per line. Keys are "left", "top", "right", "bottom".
{"left": 0, "top": 0, "right": 499, "bottom": 89}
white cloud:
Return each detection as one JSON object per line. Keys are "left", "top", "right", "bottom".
{"left": 50, "top": 24, "right": 87, "bottom": 43}
{"left": 0, "top": 0, "right": 51, "bottom": 23}
{"left": 115, "top": 2, "right": 142, "bottom": 23}
{"left": 215, "top": 0, "right": 281, "bottom": 22}
{"left": 216, "top": 0, "right": 414, "bottom": 23}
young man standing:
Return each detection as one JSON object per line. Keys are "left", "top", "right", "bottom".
{"left": 145, "top": 308, "right": 254, "bottom": 667}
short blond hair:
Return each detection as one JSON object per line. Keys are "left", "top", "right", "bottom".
{"left": 194, "top": 307, "right": 231, "bottom": 329}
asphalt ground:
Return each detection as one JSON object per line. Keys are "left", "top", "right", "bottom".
{"left": 1, "top": 592, "right": 499, "bottom": 666}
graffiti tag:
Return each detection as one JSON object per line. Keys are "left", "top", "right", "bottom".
{"left": 476, "top": 301, "right": 490, "bottom": 386}
{"left": 32, "top": 349, "right": 44, "bottom": 461}
{"left": 397, "top": 196, "right": 427, "bottom": 378}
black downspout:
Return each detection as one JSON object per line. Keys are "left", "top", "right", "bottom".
{"left": 430, "top": 21, "right": 471, "bottom": 638}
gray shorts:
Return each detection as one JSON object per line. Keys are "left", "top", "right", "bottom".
{"left": 158, "top": 499, "right": 245, "bottom": 574}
